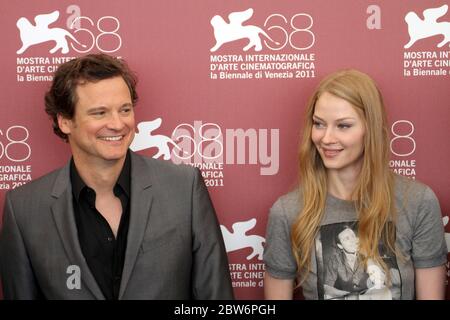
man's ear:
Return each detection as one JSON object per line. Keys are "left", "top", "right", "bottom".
{"left": 57, "top": 114, "right": 72, "bottom": 135}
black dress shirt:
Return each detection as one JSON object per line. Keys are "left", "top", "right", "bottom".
{"left": 70, "top": 153, "right": 131, "bottom": 300}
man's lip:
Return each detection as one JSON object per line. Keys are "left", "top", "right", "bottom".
{"left": 98, "top": 135, "right": 126, "bottom": 141}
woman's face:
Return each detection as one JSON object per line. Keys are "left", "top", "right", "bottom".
{"left": 311, "top": 92, "right": 365, "bottom": 177}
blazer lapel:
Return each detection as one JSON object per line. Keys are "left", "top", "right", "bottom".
{"left": 50, "top": 163, "right": 105, "bottom": 300}
{"left": 119, "top": 153, "right": 153, "bottom": 299}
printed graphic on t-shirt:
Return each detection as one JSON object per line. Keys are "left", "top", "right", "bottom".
{"left": 315, "top": 222, "right": 401, "bottom": 300}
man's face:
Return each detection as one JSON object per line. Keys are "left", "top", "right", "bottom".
{"left": 337, "top": 228, "right": 359, "bottom": 254}
{"left": 58, "top": 76, "right": 135, "bottom": 166}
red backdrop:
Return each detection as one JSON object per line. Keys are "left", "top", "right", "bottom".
{"left": 0, "top": 0, "right": 449, "bottom": 299}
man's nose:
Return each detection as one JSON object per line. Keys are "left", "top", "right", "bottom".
{"left": 107, "top": 112, "right": 125, "bottom": 130}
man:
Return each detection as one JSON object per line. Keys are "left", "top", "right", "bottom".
{"left": 323, "top": 225, "right": 368, "bottom": 299}
{"left": 0, "top": 54, "right": 233, "bottom": 299}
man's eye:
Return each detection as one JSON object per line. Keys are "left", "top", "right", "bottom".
{"left": 91, "top": 111, "right": 105, "bottom": 117}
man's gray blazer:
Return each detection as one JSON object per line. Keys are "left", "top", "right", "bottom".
{"left": 0, "top": 152, "right": 233, "bottom": 299}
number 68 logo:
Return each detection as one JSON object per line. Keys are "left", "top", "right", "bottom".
{"left": 390, "top": 120, "right": 415, "bottom": 157}
{"left": 69, "top": 16, "right": 122, "bottom": 53}
{"left": 0, "top": 126, "right": 31, "bottom": 162}
{"left": 264, "top": 13, "right": 315, "bottom": 51}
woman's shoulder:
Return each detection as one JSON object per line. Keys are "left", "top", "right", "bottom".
{"left": 393, "top": 174, "right": 442, "bottom": 222}
{"left": 269, "top": 188, "right": 302, "bottom": 222}
{"left": 394, "top": 174, "right": 437, "bottom": 203}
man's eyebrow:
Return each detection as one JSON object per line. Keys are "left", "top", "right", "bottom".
{"left": 87, "top": 106, "right": 107, "bottom": 112}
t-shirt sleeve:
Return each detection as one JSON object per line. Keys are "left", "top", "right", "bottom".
{"left": 411, "top": 186, "right": 448, "bottom": 268}
{"left": 263, "top": 198, "right": 298, "bottom": 279}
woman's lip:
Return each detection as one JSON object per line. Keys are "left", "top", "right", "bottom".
{"left": 322, "top": 148, "right": 343, "bottom": 157}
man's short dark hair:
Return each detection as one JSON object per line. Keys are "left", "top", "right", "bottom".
{"left": 44, "top": 53, "right": 138, "bottom": 141}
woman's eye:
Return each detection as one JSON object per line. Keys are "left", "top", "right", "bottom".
{"left": 313, "top": 121, "right": 324, "bottom": 128}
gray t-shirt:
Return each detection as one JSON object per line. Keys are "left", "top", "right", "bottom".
{"left": 264, "top": 176, "right": 448, "bottom": 300}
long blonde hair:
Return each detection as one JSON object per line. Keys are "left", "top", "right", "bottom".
{"left": 291, "top": 69, "right": 396, "bottom": 282}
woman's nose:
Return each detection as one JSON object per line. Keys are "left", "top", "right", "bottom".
{"left": 321, "top": 127, "right": 337, "bottom": 144}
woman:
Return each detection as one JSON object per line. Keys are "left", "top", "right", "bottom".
{"left": 263, "top": 69, "right": 447, "bottom": 300}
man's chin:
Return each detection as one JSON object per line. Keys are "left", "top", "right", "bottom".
{"left": 100, "top": 150, "right": 129, "bottom": 162}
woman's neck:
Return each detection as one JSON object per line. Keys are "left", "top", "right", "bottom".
{"left": 327, "top": 167, "right": 361, "bottom": 201}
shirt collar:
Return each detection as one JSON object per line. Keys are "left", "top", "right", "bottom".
{"left": 116, "top": 150, "right": 131, "bottom": 198}
{"left": 70, "top": 150, "right": 132, "bottom": 200}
